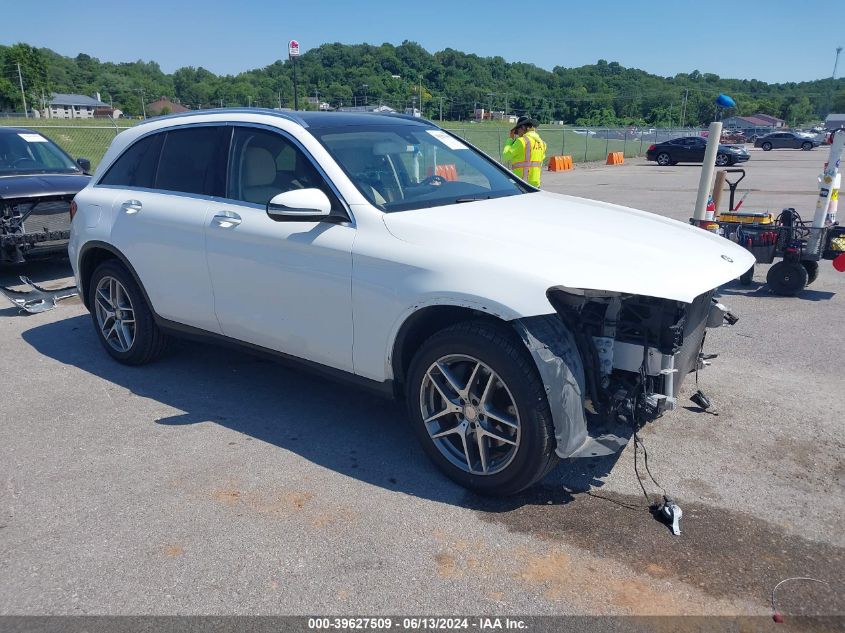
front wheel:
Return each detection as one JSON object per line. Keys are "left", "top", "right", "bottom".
{"left": 801, "top": 141, "right": 813, "bottom": 151}
{"left": 715, "top": 153, "right": 731, "bottom": 166}
{"left": 405, "top": 320, "right": 560, "bottom": 496}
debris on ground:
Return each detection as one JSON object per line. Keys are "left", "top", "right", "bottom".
{"left": 0, "top": 275, "right": 78, "bottom": 314}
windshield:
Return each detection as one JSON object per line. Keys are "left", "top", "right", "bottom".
{"left": 0, "top": 131, "right": 80, "bottom": 175}
{"left": 310, "top": 123, "right": 531, "bottom": 212}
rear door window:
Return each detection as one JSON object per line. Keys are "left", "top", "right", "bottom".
{"left": 99, "top": 133, "right": 164, "bottom": 188}
{"left": 154, "top": 126, "right": 229, "bottom": 196}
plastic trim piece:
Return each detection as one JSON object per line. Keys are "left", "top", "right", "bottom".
{"left": 512, "top": 314, "right": 589, "bottom": 458}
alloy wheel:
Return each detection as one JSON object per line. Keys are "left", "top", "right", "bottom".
{"left": 419, "top": 354, "right": 521, "bottom": 475}
{"left": 94, "top": 276, "right": 136, "bottom": 352}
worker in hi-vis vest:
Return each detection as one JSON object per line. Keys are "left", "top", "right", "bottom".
{"left": 502, "top": 115, "right": 547, "bottom": 187}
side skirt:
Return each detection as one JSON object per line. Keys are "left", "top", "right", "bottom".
{"left": 154, "top": 316, "right": 395, "bottom": 400}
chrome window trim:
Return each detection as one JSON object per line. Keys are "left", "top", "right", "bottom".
{"left": 94, "top": 120, "right": 354, "bottom": 225}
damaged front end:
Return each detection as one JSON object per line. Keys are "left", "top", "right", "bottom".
{"left": 515, "top": 287, "right": 737, "bottom": 459}
{"left": 0, "top": 195, "right": 75, "bottom": 264}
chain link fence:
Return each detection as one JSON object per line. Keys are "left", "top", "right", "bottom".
{"left": 1, "top": 116, "right": 752, "bottom": 170}
{"left": 441, "top": 125, "right": 713, "bottom": 164}
{"left": 0, "top": 117, "right": 135, "bottom": 170}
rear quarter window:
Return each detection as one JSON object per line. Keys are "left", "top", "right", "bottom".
{"left": 99, "top": 133, "right": 164, "bottom": 188}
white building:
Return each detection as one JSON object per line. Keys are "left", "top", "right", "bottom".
{"left": 42, "top": 93, "right": 109, "bottom": 119}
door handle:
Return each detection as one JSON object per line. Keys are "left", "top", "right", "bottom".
{"left": 212, "top": 212, "right": 242, "bottom": 228}
{"left": 121, "top": 199, "right": 142, "bottom": 214}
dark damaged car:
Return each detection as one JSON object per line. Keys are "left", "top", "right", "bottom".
{"left": 0, "top": 127, "right": 91, "bottom": 264}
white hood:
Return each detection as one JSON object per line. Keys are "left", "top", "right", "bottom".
{"left": 382, "top": 191, "right": 755, "bottom": 304}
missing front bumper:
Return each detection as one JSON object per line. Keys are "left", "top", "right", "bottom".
{"left": 516, "top": 289, "right": 736, "bottom": 459}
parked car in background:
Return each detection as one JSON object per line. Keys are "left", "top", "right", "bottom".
{"left": 0, "top": 127, "right": 91, "bottom": 264}
{"left": 69, "top": 109, "right": 752, "bottom": 495}
{"left": 754, "top": 131, "right": 820, "bottom": 151}
{"left": 744, "top": 129, "right": 774, "bottom": 143}
{"left": 646, "top": 136, "right": 750, "bottom": 166}
{"left": 720, "top": 130, "right": 746, "bottom": 144}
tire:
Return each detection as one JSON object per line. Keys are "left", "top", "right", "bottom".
{"left": 656, "top": 152, "right": 672, "bottom": 166}
{"left": 766, "top": 261, "right": 808, "bottom": 296}
{"left": 801, "top": 141, "right": 813, "bottom": 151}
{"left": 88, "top": 260, "right": 168, "bottom": 365}
{"left": 802, "top": 261, "right": 819, "bottom": 285}
{"left": 739, "top": 265, "right": 754, "bottom": 285}
{"left": 761, "top": 142, "right": 772, "bottom": 151}
{"left": 405, "top": 320, "right": 560, "bottom": 496}
{"left": 715, "top": 153, "right": 730, "bottom": 166}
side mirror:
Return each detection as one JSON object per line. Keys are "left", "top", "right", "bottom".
{"left": 266, "top": 188, "right": 332, "bottom": 222}
{"left": 77, "top": 157, "right": 91, "bottom": 173}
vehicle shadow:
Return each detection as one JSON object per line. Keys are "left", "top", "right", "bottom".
{"left": 718, "top": 278, "right": 836, "bottom": 301}
{"left": 22, "top": 313, "right": 628, "bottom": 510}
{"left": 0, "top": 257, "right": 74, "bottom": 286}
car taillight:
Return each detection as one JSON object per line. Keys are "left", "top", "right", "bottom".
{"left": 647, "top": 144, "right": 656, "bottom": 151}
{"left": 69, "top": 200, "right": 78, "bottom": 221}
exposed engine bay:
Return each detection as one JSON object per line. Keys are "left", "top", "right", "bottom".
{"left": 0, "top": 195, "right": 74, "bottom": 263}
{"left": 516, "top": 287, "right": 737, "bottom": 459}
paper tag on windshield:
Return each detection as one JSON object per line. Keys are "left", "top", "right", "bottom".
{"left": 426, "top": 129, "right": 468, "bottom": 150}
{"left": 18, "top": 133, "right": 48, "bottom": 143}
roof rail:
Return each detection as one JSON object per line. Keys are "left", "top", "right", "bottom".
{"left": 382, "top": 112, "right": 436, "bottom": 126}
{"left": 135, "top": 107, "right": 309, "bottom": 127}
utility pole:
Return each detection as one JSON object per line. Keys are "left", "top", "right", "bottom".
{"left": 278, "top": 91, "right": 282, "bottom": 109}
{"left": 135, "top": 88, "right": 146, "bottom": 119}
{"left": 504, "top": 93, "right": 508, "bottom": 116}
{"left": 17, "top": 63, "right": 28, "bottom": 118}
{"left": 439, "top": 96, "right": 444, "bottom": 122}
{"left": 680, "top": 88, "right": 689, "bottom": 128}
{"left": 487, "top": 92, "right": 493, "bottom": 118}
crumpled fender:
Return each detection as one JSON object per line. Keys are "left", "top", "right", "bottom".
{"left": 512, "top": 315, "right": 589, "bottom": 458}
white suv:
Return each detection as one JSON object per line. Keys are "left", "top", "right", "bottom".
{"left": 69, "top": 110, "right": 753, "bottom": 495}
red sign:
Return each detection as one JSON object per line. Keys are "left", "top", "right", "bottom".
{"left": 288, "top": 40, "right": 300, "bottom": 58}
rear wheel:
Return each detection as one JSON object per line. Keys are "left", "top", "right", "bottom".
{"left": 656, "top": 152, "right": 672, "bottom": 166}
{"left": 802, "top": 261, "right": 819, "bottom": 285}
{"left": 739, "top": 265, "right": 754, "bottom": 285}
{"left": 405, "top": 320, "right": 560, "bottom": 496}
{"left": 761, "top": 142, "right": 772, "bottom": 151}
{"left": 89, "top": 260, "right": 168, "bottom": 365}
{"left": 766, "top": 261, "right": 808, "bottom": 296}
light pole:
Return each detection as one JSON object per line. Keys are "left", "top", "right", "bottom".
{"left": 831, "top": 46, "right": 843, "bottom": 116}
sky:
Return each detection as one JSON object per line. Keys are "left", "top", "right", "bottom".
{"left": 2, "top": 0, "right": 843, "bottom": 84}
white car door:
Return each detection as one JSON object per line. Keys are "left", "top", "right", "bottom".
{"left": 104, "top": 125, "right": 230, "bottom": 333}
{"left": 204, "top": 125, "right": 355, "bottom": 372}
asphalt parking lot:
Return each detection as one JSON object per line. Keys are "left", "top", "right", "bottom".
{"left": 1, "top": 147, "right": 843, "bottom": 618}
